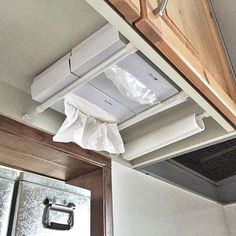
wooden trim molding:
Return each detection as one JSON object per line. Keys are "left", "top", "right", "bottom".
{"left": 0, "top": 115, "right": 110, "bottom": 168}
{"left": 0, "top": 114, "right": 113, "bottom": 236}
{"left": 68, "top": 167, "right": 113, "bottom": 236}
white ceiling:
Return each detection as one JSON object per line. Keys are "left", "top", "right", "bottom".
{"left": 0, "top": 0, "right": 107, "bottom": 93}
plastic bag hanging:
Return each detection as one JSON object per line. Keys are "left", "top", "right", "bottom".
{"left": 105, "top": 65, "right": 158, "bottom": 105}
{"left": 53, "top": 96, "right": 125, "bottom": 154}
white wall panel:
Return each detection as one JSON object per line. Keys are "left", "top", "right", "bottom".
{"left": 224, "top": 204, "right": 236, "bottom": 235}
{"left": 112, "top": 162, "right": 229, "bottom": 236}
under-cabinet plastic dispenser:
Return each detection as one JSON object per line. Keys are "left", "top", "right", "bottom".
{"left": 31, "top": 23, "right": 179, "bottom": 123}
{"left": 31, "top": 53, "right": 77, "bottom": 102}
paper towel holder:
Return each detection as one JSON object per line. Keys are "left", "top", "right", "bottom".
{"left": 123, "top": 112, "right": 209, "bottom": 161}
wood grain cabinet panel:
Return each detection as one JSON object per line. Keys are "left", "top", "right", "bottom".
{"left": 106, "top": 0, "right": 141, "bottom": 22}
{"left": 125, "top": 0, "right": 236, "bottom": 124}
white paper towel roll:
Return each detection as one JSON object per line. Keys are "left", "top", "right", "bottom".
{"left": 123, "top": 114, "right": 205, "bottom": 161}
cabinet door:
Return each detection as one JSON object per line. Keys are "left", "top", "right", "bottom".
{"left": 135, "top": 0, "right": 236, "bottom": 124}
{"left": 106, "top": 0, "right": 141, "bottom": 22}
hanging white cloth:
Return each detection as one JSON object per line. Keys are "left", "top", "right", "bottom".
{"left": 53, "top": 96, "right": 125, "bottom": 154}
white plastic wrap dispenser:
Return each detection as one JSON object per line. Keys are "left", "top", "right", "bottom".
{"left": 23, "top": 43, "right": 137, "bottom": 121}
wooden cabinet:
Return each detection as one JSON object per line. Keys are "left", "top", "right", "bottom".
{"left": 107, "top": 0, "right": 236, "bottom": 125}
{"left": 107, "top": 0, "right": 141, "bottom": 22}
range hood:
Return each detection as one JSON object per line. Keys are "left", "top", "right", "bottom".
{"left": 31, "top": 24, "right": 179, "bottom": 123}
{"left": 140, "top": 136, "right": 236, "bottom": 204}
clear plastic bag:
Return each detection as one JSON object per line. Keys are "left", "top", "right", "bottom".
{"left": 105, "top": 65, "right": 158, "bottom": 105}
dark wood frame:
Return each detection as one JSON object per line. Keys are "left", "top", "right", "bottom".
{"left": 0, "top": 114, "right": 113, "bottom": 236}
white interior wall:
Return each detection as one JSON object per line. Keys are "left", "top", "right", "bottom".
{"left": 224, "top": 204, "right": 236, "bottom": 235}
{"left": 0, "top": 80, "right": 64, "bottom": 134}
{"left": 0, "top": 0, "right": 106, "bottom": 93}
{"left": 112, "top": 161, "right": 229, "bottom": 236}
{"left": 210, "top": 0, "right": 236, "bottom": 76}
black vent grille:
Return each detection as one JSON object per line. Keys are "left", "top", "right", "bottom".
{"left": 173, "top": 137, "right": 236, "bottom": 182}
